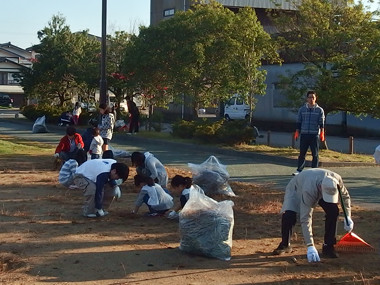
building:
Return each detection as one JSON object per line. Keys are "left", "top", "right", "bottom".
{"left": 150, "top": 0, "right": 380, "bottom": 136}
{"left": 0, "top": 42, "right": 35, "bottom": 107}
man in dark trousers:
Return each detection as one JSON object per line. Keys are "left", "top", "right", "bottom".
{"left": 293, "top": 91, "right": 325, "bottom": 176}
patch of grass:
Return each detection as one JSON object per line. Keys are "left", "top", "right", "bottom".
{"left": 0, "top": 135, "right": 54, "bottom": 155}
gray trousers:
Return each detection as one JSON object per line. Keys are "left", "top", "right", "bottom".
{"left": 72, "top": 174, "right": 116, "bottom": 216}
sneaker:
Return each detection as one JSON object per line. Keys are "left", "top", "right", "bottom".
{"left": 292, "top": 170, "right": 300, "bottom": 176}
{"left": 322, "top": 244, "right": 339, "bottom": 258}
{"left": 87, "top": 209, "right": 109, "bottom": 218}
{"left": 272, "top": 243, "right": 292, "bottom": 255}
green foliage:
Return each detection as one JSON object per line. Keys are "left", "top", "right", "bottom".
{"left": 172, "top": 119, "right": 254, "bottom": 145}
{"left": 172, "top": 120, "right": 197, "bottom": 139}
{"left": 21, "top": 104, "right": 66, "bottom": 123}
{"left": 271, "top": 0, "right": 380, "bottom": 117}
{"left": 123, "top": 0, "right": 280, "bottom": 114}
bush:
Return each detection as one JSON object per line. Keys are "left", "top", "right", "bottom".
{"left": 172, "top": 119, "right": 254, "bottom": 145}
{"left": 21, "top": 104, "right": 65, "bottom": 124}
{"left": 21, "top": 104, "right": 95, "bottom": 126}
{"left": 172, "top": 120, "right": 197, "bottom": 139}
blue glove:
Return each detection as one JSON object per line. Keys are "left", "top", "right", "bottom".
{"left": 307, "top": 246, "right": 320, "bottom": 262}
{"left": 344, "top": 217, "right": 354, "bottom": 232}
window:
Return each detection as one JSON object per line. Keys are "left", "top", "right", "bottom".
{"left": 163, "top": 8, "right": 175, "bottom": 17}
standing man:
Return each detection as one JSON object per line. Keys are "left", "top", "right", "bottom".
{"left": 293, "top": 90, "right": 325, "bottom": 176}
{"left": 272, "top": 168, "right": 354, "bottom": 262}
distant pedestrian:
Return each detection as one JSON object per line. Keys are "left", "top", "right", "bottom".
{"left": 98, "top": 103, "right": 115, "bottom": 152}
{"left": 72, "top": 102, "right": 82, "bottom": 125}
{"left": 293, "top": 91, "right": 325, "bottom": 176}
{"left": 127, "top": 97, "right": 140, "bottom": 134}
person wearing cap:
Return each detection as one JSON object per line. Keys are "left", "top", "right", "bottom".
{"left": 273, "top": 168, "right": 354, "bottom": 262}
{"left": 72, "top": 159, "right": 129, "bottom": 218}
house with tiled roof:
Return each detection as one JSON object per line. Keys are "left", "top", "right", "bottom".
{"left": 0, "top": 42, "right": 35, "bottom": 107}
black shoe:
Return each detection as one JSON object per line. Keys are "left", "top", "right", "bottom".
{"left": 272, "top": 243, "right": 292, "bottom": 255}
{"left": 322, "top": 244, "right": 339, "bottom": 258}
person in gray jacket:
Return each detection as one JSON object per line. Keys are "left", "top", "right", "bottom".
{"left": 273, "top": 168, "right": 354, "bottom": 262}
{"left": 131, "top": 151, "right": 168, "bottom": 187}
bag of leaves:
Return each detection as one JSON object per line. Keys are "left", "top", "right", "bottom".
{"left": 188, "top": 155, "right": 235, "bottom": 196}
{"left": 32, "top": 115, "right": 48, "bottom": 133}
{"left": 179, "top": 187, "right": 234, "bottom": 261}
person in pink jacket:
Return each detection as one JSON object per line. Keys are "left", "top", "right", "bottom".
{"left": 54, "top": 126, "right": 84, "bottom": 161}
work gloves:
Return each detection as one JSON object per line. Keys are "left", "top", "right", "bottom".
{"left": 54, "top": 153, "right": 59, "bottom": 158}
{"left": 320, "top": 131, "right": 325, "bottom": 142}
{"left": 344, "top": 216, "right": 354, "bottom": 232}
{"left": 294, "top": 130, "right": 299, "bottom": 140}
{"left": 113, "top": 186, "right": 121, "bottom": 200}
{"left": 307, "top": 246, "right": 320, "bottom": 262}
{"left": 167, "top": 210, "right": 179, "bottom": 220}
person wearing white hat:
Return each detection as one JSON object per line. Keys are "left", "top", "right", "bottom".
{"left": 273, "top": 168, "right": 354, "bottom": 262}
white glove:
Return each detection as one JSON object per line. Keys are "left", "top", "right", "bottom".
{"left": 344, "top": 216, "right": 354, "bottom": 232}
{"left": 167, "top": 210, "right": 179, "bottom": 220}
{"left": 307, "top": 246, "right": 320, "bottom": 262}
{"left": 54, "top": 153, "right": 59, "bottom": 158}
{"left": 77, "top": 143, "right": 83, "bottom": 149}
{"left": 113, "top": 186, "right": 121, "bottom": 200}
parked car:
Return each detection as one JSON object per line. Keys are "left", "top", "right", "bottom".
{"left": 0, "top": 93, "right": 13, "bottom": 107}
{"left": 80, "top": 102, "right": 97, "bottom": 113}
{"left": 224, "top": 94, "right": 250, "bottom": 120}
{"left": 109, "top": 95, "right": 128, "bottom": 113}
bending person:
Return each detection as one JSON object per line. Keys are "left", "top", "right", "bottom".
{"left": 273, "top": 168, "right": 353, "bottom": 262}
{"left": 131, "top": 151, "right": 168, "bottom": 187}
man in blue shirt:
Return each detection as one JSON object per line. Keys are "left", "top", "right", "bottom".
{"left": 293, "top": 91, "right": 325, "bottom": 176}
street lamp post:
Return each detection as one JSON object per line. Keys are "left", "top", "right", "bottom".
{"left": 99, "top": 0, "right": 107, "bottom": 104}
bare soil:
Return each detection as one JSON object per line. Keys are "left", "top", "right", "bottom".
{"left": 1, "top": 153, "right": 380, "bottom": 285}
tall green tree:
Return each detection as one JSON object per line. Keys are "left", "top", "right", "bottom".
{"left": 272, "top": 0, "right": 380, "bottom": 117}
{"left": 106, "top": 31, "right": 133, "bottom": 116}
{"left": 124, "top": 0, "right": 280, "bottom": 116}
{"left": 18, "top": 14, "right": 101, "bottom": 107}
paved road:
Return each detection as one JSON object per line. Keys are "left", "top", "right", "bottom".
{"left": 1, "top": 110, "right": 379, "bottom": 210}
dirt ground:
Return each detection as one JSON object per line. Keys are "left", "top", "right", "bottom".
{"left": 1, "top": 152, "right": 380, "bottom": 285}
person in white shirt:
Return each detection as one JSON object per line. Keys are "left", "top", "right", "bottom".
{"left": 72, "top": 102, "right": 82, "bottom": 125}
{"left": 89, "top": 127, "right": 104, "bottom": 159}
{"left": 131, "top": 174, "right": 173, "bottom": 216}
{"left": 72, "top": 159, "right": 129, "bottom": 217}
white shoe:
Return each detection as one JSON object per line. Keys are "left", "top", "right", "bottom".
{"left": 292, "top": 171, "right": 300, "bottom": 176}
{"left": 87, "top": 209, "right": 108, "bottom": 218}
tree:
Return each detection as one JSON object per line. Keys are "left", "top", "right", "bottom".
{"left": 272, "top": 0, "right": 380, "bottom": 117}
{"left": 123, "top": 0, "right": 280, "bottom": 117}
{"left": 18, "top": 14, "right": 101, "bottom": 107}
{"left": 106, "top": 31, "right": 134, "bottom": 117}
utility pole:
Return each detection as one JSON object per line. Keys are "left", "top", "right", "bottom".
{"left": 99, "top": 0, "right": 108, "bottom": 104}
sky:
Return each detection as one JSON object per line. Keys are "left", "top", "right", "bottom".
{"left": 1, "top": 0, "right": 378, "bottom": 50}
{"left": 0, "top": 0, "right": 150, "bottom": 49}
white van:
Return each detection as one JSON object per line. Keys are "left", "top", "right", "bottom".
{"left": 224, "top": 94, "right": 250, "bottom": 120}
